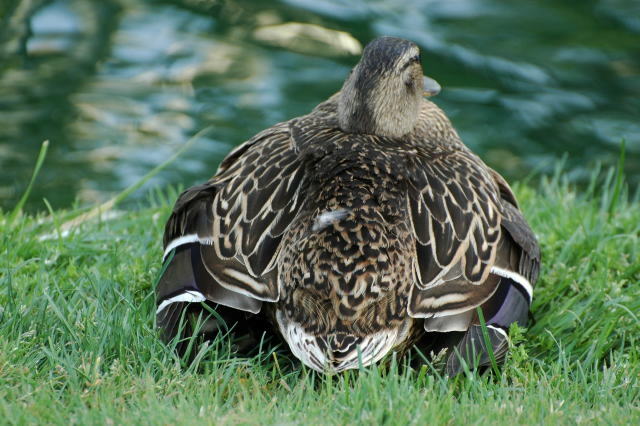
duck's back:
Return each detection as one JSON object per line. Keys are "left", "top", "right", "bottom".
{"left": 276, "top": 120, "right": 421, "bottom": 344}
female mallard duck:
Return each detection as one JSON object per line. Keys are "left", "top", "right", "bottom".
{"left": 156, "top": 36, "right": 540, "bottom": 375}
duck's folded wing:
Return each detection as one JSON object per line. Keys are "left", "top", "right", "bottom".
{"left": 406, "top": 148, "right": 505, "bottom": 318}
{"left": 156, "top": 123, "right": 307, "bottom": 341}
{"left": 405, "top": 148, "right": 540, "bottom": 373}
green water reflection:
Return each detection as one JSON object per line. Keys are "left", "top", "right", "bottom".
{"left": 1, "top": 0, "right": 638, "bottom": 211}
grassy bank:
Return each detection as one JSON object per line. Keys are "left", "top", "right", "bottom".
{"left": 1, "top": 169, "right": 639, "bottom": 424}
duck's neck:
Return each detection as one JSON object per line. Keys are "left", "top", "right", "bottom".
{"left": 337, "top": 71, "right": 421, "bottom": 139}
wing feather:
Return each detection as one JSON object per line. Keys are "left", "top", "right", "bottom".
{"left": 407, "top": 148, "right": 504, "bottom": 317}
{"left": 159, "top": 121, "right": 307, "bottom": 318}
{"left": 407, "top": 140, "right": 540, "bottom": 341}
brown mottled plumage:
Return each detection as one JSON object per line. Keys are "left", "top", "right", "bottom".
{"left": 156, "top": 37, "right": 540, "bottom": 375}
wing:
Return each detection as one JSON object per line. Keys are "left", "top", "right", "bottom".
{"left": 406, "top": 147, "right": 504, "bottom": 319}
{"left": 443, "top": 180, "right": 541, "bottom": 376}
{"left": 407, "top": 159, "right": 541, "bottom": 376}
{"left": 156, "top": 122, "right": 307, "bottom": 341}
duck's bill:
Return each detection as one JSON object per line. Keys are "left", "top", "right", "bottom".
{"left": 423, "top": 75, "right": 441, "bottom": 97}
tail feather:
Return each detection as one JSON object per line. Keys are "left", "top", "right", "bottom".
{"left": 445, "top": 325, "right": 509, "bottom": 376}
{"left": 157, "top": 301, "right": 189, "bottom": 343}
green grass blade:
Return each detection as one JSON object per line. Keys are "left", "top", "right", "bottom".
{"left": 9, "top": 140, "right": 49, "bottom": 224}
{"left": 476, "top": 307, "right": 500, "bottom": 376}
{"left": 607, "top": 139, "right": 626, "bottom": 217}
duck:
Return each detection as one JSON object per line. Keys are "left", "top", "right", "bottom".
{"left": 155, "top": 36, "right": 540, "bottom": 375}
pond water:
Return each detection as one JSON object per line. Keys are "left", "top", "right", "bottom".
{"left": 1, "top": 0, "right": 639, "bottom": 211}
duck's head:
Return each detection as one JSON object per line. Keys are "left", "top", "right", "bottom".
{"left": 338, "top": 36, "right": 441, "bottom": 138}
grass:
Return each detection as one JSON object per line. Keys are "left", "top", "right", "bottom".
{"left": 1, "top": 165, "right": 639, "bottom": 424}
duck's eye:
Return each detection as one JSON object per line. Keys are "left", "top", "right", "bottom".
{"left": 400, "top": 55, "right": 421, "bottom": 72}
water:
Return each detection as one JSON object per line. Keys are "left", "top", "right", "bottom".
{"left": 1, "top": 0, "right": 638, "bottom": 211}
